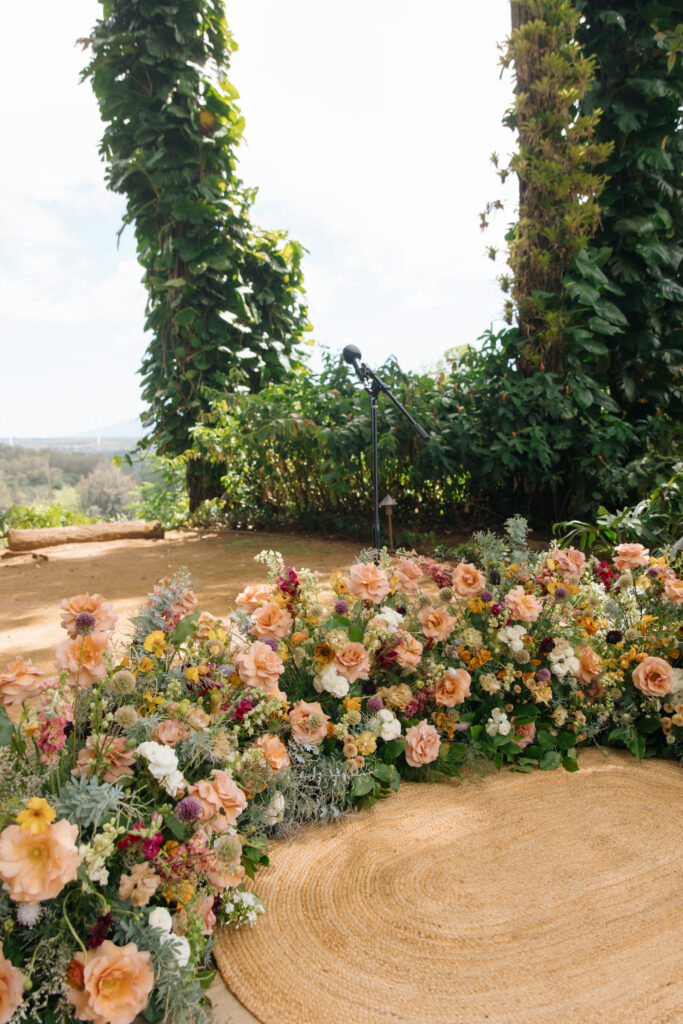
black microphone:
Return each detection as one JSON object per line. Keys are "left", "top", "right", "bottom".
{"left": 342, "top": 344, "right": 365, "bottom": 382}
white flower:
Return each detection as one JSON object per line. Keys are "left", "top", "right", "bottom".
{"left": 161, "top": 770, "right": 186, "bottom": 798}
{"left": 161, "top": 932, "right": 191, "bottom": 967}
{"left": 497, "top": 625, "right": 526, "bottom": 652}
{"left": 264, "top": 791, "right": 285, "bottom": 826}
{"left": 376, "top": 710, "right": 402, "bottom": 742}
{"left": 16, "top": 903, "right": 42, "bottom": 928}
{"left": 671, "top": 668, "right": 683, "bottom": 694}
{"left": 313, "top": 664, "right": 349, "bottom": 698}
{"left": 498, "top": 720, "right": 512, "bottom": 736}
{"left": 461, "top": 628, "right": 483, "bottom": 649}
{"left": 137, "top": 741, "right": 180, "bottom": 787}
{"left": 485, "top": 708, "right": 509, "bottom": 737}
{"left": 148, "top": 907, "right": 173, "bottom": 934}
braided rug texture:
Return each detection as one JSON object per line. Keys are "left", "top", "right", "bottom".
{"left": 214, "top": 749, "right": 683, "bottom": 1024}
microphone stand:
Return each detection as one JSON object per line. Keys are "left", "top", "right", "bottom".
{"left": 347, "top": 355, "right": 429, "bottom": 552}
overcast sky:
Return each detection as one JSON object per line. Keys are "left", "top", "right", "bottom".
{"left": 0, "top": 1, "right": 516, "bottom": 438}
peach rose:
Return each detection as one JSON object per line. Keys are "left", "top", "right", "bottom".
{"left": 186, "top": 771, "right": 247, "bottom": 832}
{"left": 54, "top": 633, "right": 109, "bottom": 688}
{"left": 613, "top": 543, "right": 650, "bottom": 572}
{"left": 0, "top": 942, "right": 25, "bottom": 1024}
{"left": 512, "top": 720, "right": 536, "bottom": 750}
{"left": 347, "top": 563, "right": 391, "bottom": 603}
{"left": 394, "top": 632, "right": 423, "bottom": 671}
{"left": 254, "top": 734, "right": 290, "bottom": 771}
{"left": 573, "top": 646, "right": 602, "bottom": 686}
{"left": 72, "top": 735, "right": 136, "bottom": 784}
{"left": 173, "top": 895, "right": 217, "bottom": 937}
{"left": 434, "top": 668, "right": 471, "bottom": 706}
{"left": 404, "top": 720, "right": 441, "bottom": 767}
{"left": 288, "top": 700, "right": 330, "bottom": 745}
{"left": 207, "top": 864, "right": 246, "bottom": 891}
{"left": 60, "top": 593, "right": 117, "bottom": 637}
{"left": 0, "top": 819, "right": 81, "bottom": 902}
{"left": 551, "top": 546, "right": 586, "bottom": 578}
{"left": 118, "top": 862, "right": 161, "bottom": 907}
{"left": 334, "top": 642, "right": 370, "bottom": 683}
{"left": 66, "top": 940, "right": 154, "bottom": 1024}
{"left": 250, "top": 601, "right": 293, "bottom": 641}
{"left": 153, "top": 720, "right": 189, "bottom": 746}
{"left": 0, "top": 656, "right": 44, "bottom": 707}
{"left": 451, "top": 562, "right": 486, "bottom": 598}
{"left": 234, "top": 641, "right": 285, "bottom": 694}
{"left": 632, "top": 657, "right": 673, "bottom": 698}
{"left": 392, "top": 558, "right": 424, "bottom": 594}
{"left": 235, "top": 583, "right": 274, "bottom": 613}
{"left": 505, "top": 586, "right": 544, "bottom": 623}
{"left": 418, "top": 606, "right": 457, "bottom": 642}
{"left": 663, "top": 576, "right": 683, "bottom": 604}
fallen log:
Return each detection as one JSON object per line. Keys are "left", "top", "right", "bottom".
{"left": 6, "top": 520, "right": 165, "bottom": 552}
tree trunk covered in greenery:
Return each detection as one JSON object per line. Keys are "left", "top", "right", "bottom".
{"left": 83, "top": 1, "right": 311, "bottom": 510}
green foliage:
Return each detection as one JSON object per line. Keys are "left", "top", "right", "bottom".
{"left": 0, "top": 443, "right": 103, "bottom": 507}
{"left": 127, "top": 455, "right": 190, "bottom": 528}
{"left": 82, "top": 0, "right": 311, "bottom": 497}
{"left": 77, "top": 459, "right": 135, "bottom": 518}
{"left": 0, "top": 502, "right": 95, "bottom": 540}
{"left": 498, "top": 0, "right": 612, "bottom": 370}
{"left": 53, "top": 775, "right": 124, "bottom": 831}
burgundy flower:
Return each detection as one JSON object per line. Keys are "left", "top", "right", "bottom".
{"left": 539, "top": 637, "right": 556, "bottom": 654}
{"left": 142, "top": 833, "right": 164, "bottom": 861}
{"left": 367, "top": 697, "right": 383, "bottom": 713}
{"left": 87, "top": 913, "right": 112, "bottom": 949}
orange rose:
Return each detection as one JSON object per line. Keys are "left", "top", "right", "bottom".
{"left": 235, "top": 583, "right": 274, "bottom": 613}
{"left": 250, "top": 601, "right": 293, "bottom": 640}
{"left": 0, "top": 819, "right": 81, "bottom": 902}
{"left": 66, "top": 940, "right": 154, "bottom": 1024}
{"left": 54, "top": 633, "right": 109, "bottom": 688}
{"left": 613, "top": 543, "right": 650, "bottom": 572}
{"left": 0, "top": 942, "right": 25, "bottom": 1024}
{"left": 663, "top": 576, "right": 683, "bottom": 605}
{"left": 434, "top": 668, "right": 471, "bottom": 706}
{"left": 394, "top": 632, "right": 423, "bottom": 671}
{"left": 347, "top": 563, "right": 391, "bottom": 603}
{"left": 72, "top": 735, "right": 136, "bottom": 784}
{"left": 186, "top": 772, "right": 247, "bottom": 833}
{"left": 207, "top": 864, "right": 246, "bottom": 891}
{"left": 404, "top": 720, "right": 441, "bottom": 767}
{"left": 254, "top": 734, "right": 290, "bottom": 771}
{"left": 632, "top": 657, "right": 673, "bottom": 698}
{"left": 505, "top": 586, "right": 543, "bottom": 623}
{"left": 451, "top": 562, "right": 486, "bottom": 598}
{"left": 60, "top": 592, "right": 117, "bottom": 637}
{"left": 551, "top": 546, "right": 586, "bottom": 578}
{"left": 573, "top": 646, "right": 602, "bottom": 686}
{"left": 210, "top": 770, "right": 249, "bottom": 826}
{"left": 234, "top": 641, "right": 285, "bottom": 694}
{"left": 334, "top": 642, "right": 370, "bottom": 683}
{"left": 392, "top": 558, "right": 424, "bottom": 594}
{"left": 288, "top": 700, "right": 330, "bottom": 745}
{"left": 0, "top": 656, "right": 44, "bottom": 707}
{"left": 418, "top": 606, "right": 456, "bottom": 642}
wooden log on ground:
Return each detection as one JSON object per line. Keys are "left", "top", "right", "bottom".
{"left": 7, "top": 520, "right": 165, "bottom": 552}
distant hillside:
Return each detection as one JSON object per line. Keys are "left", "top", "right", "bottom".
{"left": 77, "top": 417, "right": 144, "bottom": 439}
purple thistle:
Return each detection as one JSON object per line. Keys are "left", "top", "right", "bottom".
{"left": 175, "top": 797, "right": 202, "bottom": 823}
{"left": 367, "top": 696, "right": 383, "bottom": 713}
{"left": 536, "top": 669, "right": 551, "bottom": 682}
{"left": 480, "top": 590, "right": 494, "bottom": 604}
{"left": 75, "top": 612, "right": 97, "bottom": 636}
{"left": 554, "top": 586, "right": 568, "bottom": 600}
{"left": 334, "top": 600, "right": 349, "bottom": 616}
{"left": 261, "top": 638, "right": 279, "bottom": 652}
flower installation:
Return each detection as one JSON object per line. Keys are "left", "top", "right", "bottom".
{"left": 0, "top": 530, "right": 680, "bottom": 1023}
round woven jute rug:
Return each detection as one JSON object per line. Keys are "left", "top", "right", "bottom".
{"left": 214, "top": 749, "right": 683, "bottom": 1024}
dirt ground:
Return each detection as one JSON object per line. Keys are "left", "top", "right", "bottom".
{"left": 0, "top": 528, "right": 363, "bottom": 674}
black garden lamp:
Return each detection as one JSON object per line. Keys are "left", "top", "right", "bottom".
{"left": 380, "top": 494, "right": 397, "bottom": 550}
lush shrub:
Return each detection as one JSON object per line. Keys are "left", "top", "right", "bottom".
{"left": 127, "top": 456, "right": 190, "bottom": 530}
{"left": 0, "top": 503, "right": 95, "bottom": 540}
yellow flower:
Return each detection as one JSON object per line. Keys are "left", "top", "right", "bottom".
{"left": 467, "top": 598, "right": 485, "bottom": 614}
{"left": 185, "top": 667, "right": 199, "bottom": 685}
{"left": 344, "top": 696, "right": 362, "bottom": 713}
{"left": 143, "top": 631, "right": 167, "bottom": 657}
{"left": 636, "top": 576, "right": 651, "bottom": 590}
{"left": 16, "top": 798, "right": 56, "bottom": 836}
{"left": 138, "top": 657, "right": 154, "bottom": 673}
{"left": 141, "top": 690, "right": 163, "bottom": 715}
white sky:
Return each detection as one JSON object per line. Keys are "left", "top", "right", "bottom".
{"left": 0, "top": 1, "right": 516, "bottom": 438}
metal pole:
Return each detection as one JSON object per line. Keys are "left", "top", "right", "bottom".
{"left": 370, "top": 385, "right": 381, "bottom": 551}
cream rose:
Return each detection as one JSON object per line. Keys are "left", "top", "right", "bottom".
{"left": 346, "top": 563, "right": 391, "bottom": 603}
{"left": 632, "top": 657, "right": 673, "bottom": 698}
{"left": 0, "top": 656, "right": 44, "bottom": 707}
{"left": 613, "top": 543, "right": 650, "bottom": 571}
{"left": 434, "top": 668, "right": 471, "bottom": 706}
{"left": 66, "top": 940, "right": 154, "bottom": 1024}
{"left": 505, "top": 586, "right": 543, "bottom": 623}
{"left": 250, "top": 601, "right": 293, "bottom": 640}
{"left": 404, "top": 720, "right": 441, "bottom": 767}
{"left": 418, "top": 606, "right": 457, "bottom": 642}
{"left": 451, "top": 562, "right": 486, "bottom": 598}
{"left": 334, "top": 642, "right": 370, "bottom": 683}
